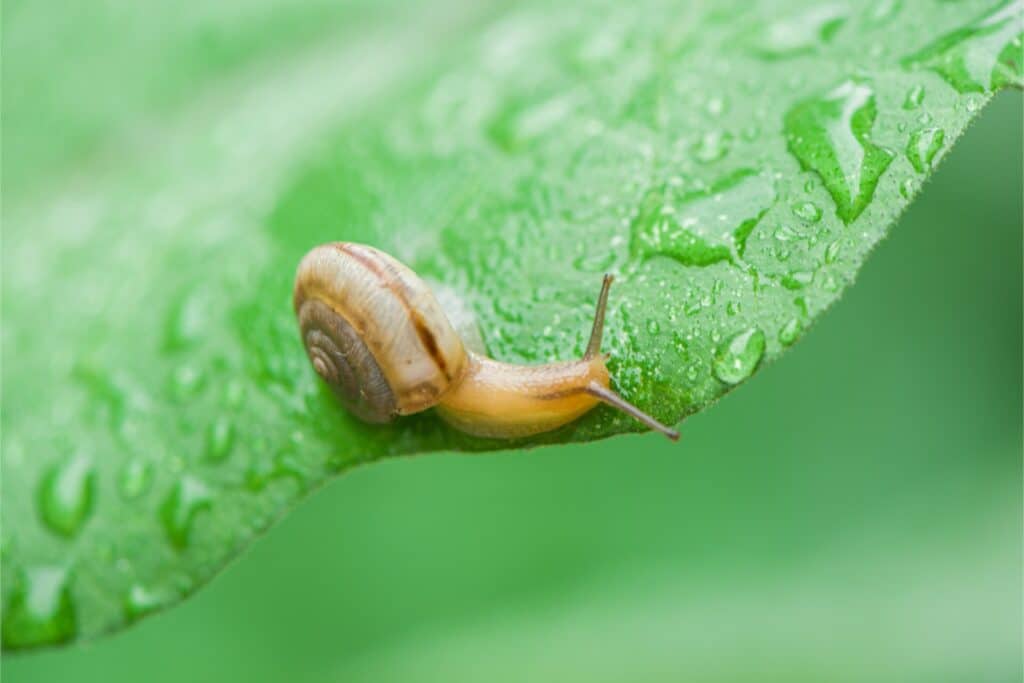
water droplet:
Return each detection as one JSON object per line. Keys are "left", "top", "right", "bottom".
{"left": 646, "top": 319, "right": 661, "bottom": 336}
{"left": 1, "top": 566, "right": 77, "bottom": 648}
{"left": 163, "top": 288, "right": 210, "bottom": 351}
{"left": 824, "top": 241, "right": 841, "bottom": 264}
{"left": 726, "top": 301, "right": 741, "bottom": 316}
{"left": 791, "top": 201, "right": 822, "bottom": 222}
{"left": 779, "top": 318, "right": 801, "bottom": 346}
{"left": 782, "top": 271, "right": 814, "bottom": 290}
{"left": 204, "top": 417, "right": 234, "bottom": 463}
{"left": 171, "top": 365, "right": 204, "bottom": 399}
{"left": 902, "top": 84, "right": 925, "bottom": 110}
{"left": 159, "top": 476, "right": 212, "bottom": 551}
{"left": 690, "top": 130, "right": 732, "bottom": 163}
{"left": 901, "top": 1, "right": 1022, "bottom": 93}
{"left": 784, "top": 80, "right": 894, "bottom": 223}
{"left": 706, "top": 96, "right": 726, "bottom": 117}
{"left": 124, "top": 584, "right": 169, "bottom": 623}
{"left": 867, "top": 0, "right": 901, "bottom": 26}
{"left": 572, "top": 250, "right": 616, "bottom": 273}
{"left": 713, "top": 328, "right": 766, "bottom": 385}
{"left": 906, "top": 127, "right": 946, "bottom": 173}
{"left": 899, "top": 177, "right": 917, "bottom": 199}
{"left": 118, "top": 458, "right": 154, "bottom": 501}
{"left": 631, "top": 170, "right": 775, "bottom": 267}
{"left": 751, "top": 5, "right": 847, "bottom": 59}
{"left": 225, "top": 380, "right": 245, "bottom": 408}
{"left": 245, "top": 454, "right": 306, "bottom": 493}
{"left": 37, "top": 453, "right": 95, "bottom": 538}
{"left": 488, "top": 93, "right": 577, "bottom": 152}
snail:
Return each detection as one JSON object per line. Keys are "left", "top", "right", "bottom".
{"left": 293, "top": 242, "right": 679, "bottom": 440}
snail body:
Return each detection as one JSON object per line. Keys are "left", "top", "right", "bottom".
{"left": 294, "top": 242, "right": 678, "bottom": 440}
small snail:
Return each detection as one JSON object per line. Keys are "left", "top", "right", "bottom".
{"left": 293, "top": 242, "right": 679, "bottom": 440}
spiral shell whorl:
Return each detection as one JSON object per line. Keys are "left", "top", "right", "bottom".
{"left": 298, "top": 298, "right": 396, "bottom": 423}
{"left": 293, "top": 242, "right": 468, "bottom": 421}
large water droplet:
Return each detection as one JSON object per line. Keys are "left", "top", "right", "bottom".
{"left": 713, "top": 328, "right": 766, "bottom": 384}
{"left": 37, "top": 453, "right": 96, "bottom": 538}
{"left": 630, "top": 170, "right": 775, "bottom": 267}
{"left": 750, "top": 5, "right": 847, "bottom": 59}
{"left": 785, "top": 80, "right": 894, "bottom": 223}
{"left": 906, "top": 127, "right": 946, "bottom": 173}
{"left": 1, "top": 566, "right": 77, "bottom": 648}
{"left": 902, "top": 1, "right": 1022, "bottom": 93}
{"left": 159, "top": 476, "right": 212, "bottom": 551}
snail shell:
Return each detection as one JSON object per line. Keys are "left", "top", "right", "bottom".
{"left": 293, "top": 243, "right": 467, "bottom": 423}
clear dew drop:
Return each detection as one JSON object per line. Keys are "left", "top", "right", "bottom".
{"left": 782, "top": 271, "right": 814, "bottom": 290}
{"left": 204, "top": 417, "right": 235, "bottom": 463}
{"left": 117, "top": 458, "right": 154, "bottom": 501}
{"left": 646, "top": 319, "right": 661, "bottom": 336}
{"left": 170, "top": 365, "right": 205, "bottom": 399}
{"left": 751, "top": 5, "right": 847, "bottom": 59}
{"left": 572, "top": 250, "right": 616, "bottom": 273}
{"left": 901, "top": 1, "right": 1022, "bottom": 93}
{"left": 1, "top": 566, "right": 77, "bottom": 648}
{"left": 784, "top": 80, "right": 894, "bottom": 224}
{"left": 867, "top": 0, "right": 902, "bottom": 26}
{"left": 792, "top": 201, "right": 823, "bottom": 223}
{"left": 124, "top": 584, "right": 169, "bottom": 623}
{"left": 163, "top": 288, "right": 211, "bottom": 351}
{"left": 899, "top": 177, "right": 917, "bottom": 199}
{"left": 824, "top": 241, "right": 841, "bottom": 264}
{"left": 903, "top": 84, "right": 925, "bottom": 110}
{"left": 159, "top": 476, "right": 213, "bottom": 551}
{"left": 37, "top": 453, "right": 96, "bottom": 539}
{"left": 906, "top": 127, "right": 946, "bottom": 173}
{"left": 690, "top": 130, "right": 732, "bottom": 163}
{"left": 713, "top": 327, "right": 767, "bottom": 385}
{"left": 778, "top": 318, "right": 801, "bottom": 346}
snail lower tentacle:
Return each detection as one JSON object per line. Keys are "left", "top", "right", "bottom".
{"left": 298, "top": 297, "right": 396, "bottom": 423}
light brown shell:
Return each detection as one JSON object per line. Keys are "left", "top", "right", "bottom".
{"left": 293, "top": 243, "right": 467, "bottom": 422}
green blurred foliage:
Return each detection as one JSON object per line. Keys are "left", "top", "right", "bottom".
{"left": 5, "top": 89, "right": 1020, "bottom": 682}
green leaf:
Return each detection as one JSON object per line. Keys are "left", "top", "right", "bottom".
{"left": 2, "top": 0, "right": 1020, "bottom": 650}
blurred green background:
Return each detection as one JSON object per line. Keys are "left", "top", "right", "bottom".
{"left": 3, "top": 1, "right": 1021, "bottom": 681}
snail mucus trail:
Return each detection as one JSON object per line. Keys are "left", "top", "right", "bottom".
{"left": 293, "top": 242, "right": 679, "bottom": 440}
